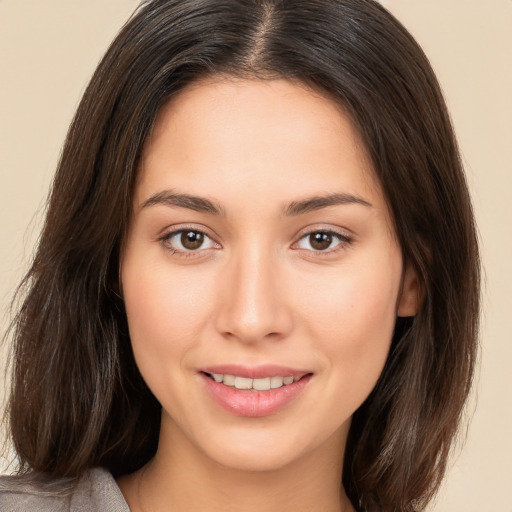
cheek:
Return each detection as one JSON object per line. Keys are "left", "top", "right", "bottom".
{"left": 301, "top": 260, "right": 399, "bottom": 330}
{"left": 297, "top": 257, "right": 401, "bottom": 389}
{"left": 121, "top": 256, "right": 216, "bottom": 377}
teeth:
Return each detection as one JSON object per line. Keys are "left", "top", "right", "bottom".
{"left": 223, "top": 374, "right": 236, "bottom": 386}
{"left": 253, "top": 377, "right": 271, "bottom": 391}
{"left": 234, "top": 377, "right": 252, "bottom": 390}
{"left": 208, "top": 373, "right": 303, "bottom": 390}
{"left": 270, "top": 376, "right": 284, "bottom": 388}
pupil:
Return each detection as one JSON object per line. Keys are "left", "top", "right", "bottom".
{"left": 181, "top": 231, "right": 203, "bottom": 250}
{"left": 310, "top": 232, "right": 332, "bottom": 250}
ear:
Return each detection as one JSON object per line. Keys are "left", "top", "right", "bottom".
{"left": 397, "top": 263, "right": 421, "bottom": 317}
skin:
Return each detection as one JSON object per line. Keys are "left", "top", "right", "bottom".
{"left": 118, "top": 77, "right": 419, "bottom": 512}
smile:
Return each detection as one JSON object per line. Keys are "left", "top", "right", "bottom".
{"left": 204, "top": 373, "right": 303, "bottom": 391}
{"left": 199, "top": 368, "right": 313, "bottom": 417}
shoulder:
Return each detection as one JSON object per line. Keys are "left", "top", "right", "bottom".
{"left": 0, "top": 467, "right": 131, "bottom": 512}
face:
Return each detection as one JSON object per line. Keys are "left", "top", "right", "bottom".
{"left": 121, "top": 78, "right": 418, "bottom": 472}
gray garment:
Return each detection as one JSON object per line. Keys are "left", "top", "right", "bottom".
{"left": 0, "top": 467, "right": 131, "bottom": 512}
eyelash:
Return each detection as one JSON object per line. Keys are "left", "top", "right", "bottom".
{"left": 158, "top": 226, "right": 220, "bottom": 259}
{"left": 293, "top": 229, "right": 353, "bottom": 254}
{"left": 158, "top": 227, "right": 353, "bottom": 258}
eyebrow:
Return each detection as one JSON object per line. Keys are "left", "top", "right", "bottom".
{"left": 141, "top": 190, "right": 372, "bottom": 216}
{"left": 283, "top": 193, "right": 372, "bottom": 216}
{"left": 142, "top": 190, "right": 226, "bottom": 215}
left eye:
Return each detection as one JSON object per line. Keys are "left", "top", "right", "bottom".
{"left": 164, "top": 230, "right": 218, "bottom": 252}
{"left": 296, "top": 231, "right": 348, "bottom": 251}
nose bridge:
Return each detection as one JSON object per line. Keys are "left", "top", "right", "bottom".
{"left": 215, "top": 239, "right": 291, "bottom": 343}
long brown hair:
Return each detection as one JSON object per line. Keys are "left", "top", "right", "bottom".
{"left": 5, "top": 1, "right": 480, "bottom": 510}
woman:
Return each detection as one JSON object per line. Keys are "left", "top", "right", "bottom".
{"left": 0, "top": 1, "right": 480, "bottom": 511}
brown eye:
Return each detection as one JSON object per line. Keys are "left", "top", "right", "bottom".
{"left": 295, "top": 230, "right": 351, "bottom": 253}
{"left": 309, "top": 232, "right": 333, "bottom": 250}
{"left": 181, "top": 231, "right": 204, "bottom": 250}
{"left": 163, "top": 229, "right": 218, "bottom": 253}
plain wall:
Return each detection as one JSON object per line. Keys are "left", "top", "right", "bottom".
{"left": 1, "top": 1, "right": 511, "bottom": 510}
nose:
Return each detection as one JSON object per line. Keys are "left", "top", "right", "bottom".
{"left": 214, "top": 246, "right": 293, "bottom": 344}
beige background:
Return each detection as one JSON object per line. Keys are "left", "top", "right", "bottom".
{"left": 1, "top": 1, "right": 511, "bottom": 510}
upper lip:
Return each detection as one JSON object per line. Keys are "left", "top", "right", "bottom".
{"left": 199, "top": 364, "right": 312, "bottom": 379}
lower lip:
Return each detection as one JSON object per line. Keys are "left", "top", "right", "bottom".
{"left": 199, "top": 373, "right": 312, "bottom": 417}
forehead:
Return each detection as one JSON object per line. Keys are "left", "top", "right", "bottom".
{"left": 136, "top": 77, "right": 386, "bottom": 218}
{"left": 146, "top": 77, "right": 368, "bottom": 164}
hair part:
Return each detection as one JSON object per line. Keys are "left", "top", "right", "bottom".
{"left": 6, "top": 1, "right": 480, "bottom": 511}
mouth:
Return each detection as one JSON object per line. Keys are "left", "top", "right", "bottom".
{"left": 198, "top": 366, "right": 313, "bottom": 417}
{"left": 201, "top": 371, "right": 309, "bottom": 391}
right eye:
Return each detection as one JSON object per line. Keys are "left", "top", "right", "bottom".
{"left": 161, "top": 229, "right": 219, "bottom": 254}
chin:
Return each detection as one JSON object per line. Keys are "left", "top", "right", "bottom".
{"left": 204, "top": 443, "right": 306, "bottom": 473}
{"left": 188, "top": 418, "right": 348, "bottom": 474}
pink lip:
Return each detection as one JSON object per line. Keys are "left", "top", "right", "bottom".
{"left": 198, "top": 366, "right": 313, "bottom": 417}
{"left": 200, "top": 364, "right": 309, "bottom": 379}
